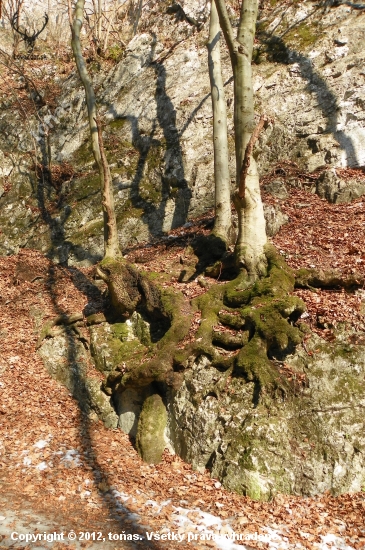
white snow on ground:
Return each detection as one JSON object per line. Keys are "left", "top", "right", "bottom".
{"left": 59, "top": 449, "right": 83, "bottom": 466}
{"left": 260, "top": 527, "right": 357, "bottom": 550}
{"left": 168, "top": 506, "right": 357, "bottom": 550}
{"left": 33, "top": 439, "right": 49, "bottom": 449}
{"left": 317, "top": 534, "right": 356, "bottom": 550}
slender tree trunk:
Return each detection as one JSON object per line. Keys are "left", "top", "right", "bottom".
{"left": 133, "top": 0, "right": 143, "bottom": 36}
{"left": 70, "top": 0, "right": 121, "bottom": 259}
{"left": 95, "top": 116, "right": 121, "bottom": 257}
{"left": 208, "top": 0, "right": 232, "bottom": 244}
{"left": 97, "top": 0, "right": 102, "bottom": 45}
{"left": 215, "top": 0, "right": 267, "bottom": 276}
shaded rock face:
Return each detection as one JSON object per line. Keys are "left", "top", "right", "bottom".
{"left": 38, "top": 334, "right": 118, "bottom": 428}
{"left": 316, "top": 169, "right": 365, "bottom": 204}
{"left": 168, "top": 337, "right": 365, "bottom": 500}
{"left": 1, "top": 3, "right": 365, "bottom": 262}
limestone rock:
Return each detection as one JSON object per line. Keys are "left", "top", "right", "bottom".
{"left": 136, "top": 394, "right": 167, "bottom": 464}
{"left": 114, "top": 386, "right": 153, "bottom": 437}
{"left": 168, "top": 337, "right": 365, "bottom": 499}
{"left": 89, "top": 316, "right": 150, "bottom": 374}
{"left": 84, "top": 378, "right": 119, "bottom": 429}
{"left": 263, "top": 179, "right": 288, "bottom": 200}
{"left": 263, "top": 204, "right": 288, "bottom": 237}
{"left": 90, "top": 322, "right": 127, "bottom": 372}
{"left": 38, "top": 335, "right": 118, "bottom": 428}
{"left": 1, "top": 2, "right": 365, "bottom": 261}
{"left": 316, "top": 169, "right": 365, "bottom": 203}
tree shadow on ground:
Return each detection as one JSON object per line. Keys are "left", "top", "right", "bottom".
{"left": 39, "top": 265, "right": 161, "bottom": 549}
{"left": 28, "top": 134, "right": 161, "bottom": 547}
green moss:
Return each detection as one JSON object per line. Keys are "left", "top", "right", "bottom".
{"left": 157, "top": 287, "right": 191, "bottom": 350}
{"left": 116, "top": 201, "right": 144, "bottom": 221}
{"left": 145, "top": 271, "right": 160, "bottom": 281}
{"left": 106, "top": 44, "right": 124, "bottom": 63}
{"left": 109, "top": 118, "right": 127, "bottom": 130}
{"left": 224, "top": 246, "right": 295, "bottom": 306}
{"left": 73, "top": 140, "right": 94, "bottom": 169}
{"left": 243, "top": 295, "right": 304, "bottom": 350}
{"left": 134, "top": 140, "right": 167, "bottom": 206}
{"left": 136, "top": 394, "right": 167, "bottom": 464}
{"left": 194, "top": 284, "right": 226, "bottom": 360}
{"left": 86, "top": 313, "right": 107, "bottom": 325}
{"left": 72, "top": 172, "right": 101, "bottom": 201}
{"left": 111, "top": 322, "right": 131, "bottom": 341}
{"left": 285, "top": 21, "right": 319, "bottom": 51}
{"left": 99, "top": 263, "right": 191, "bottom": 390}
{"left": 71, "top": 219, "right": 104, "bottom": 245}
{"left": 192, "top": 245, "right": 306, "bottom": 397}
{"left": 235, "top": 336, "right": 279, "bottom": 388}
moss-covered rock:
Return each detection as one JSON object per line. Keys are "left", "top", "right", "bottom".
{"left": 170, "top": 333, "right": 365, "bottom": 499}
{"left": 89, "top": 319, "right": 146, "bottom": 373}
{"left": 136, "top": 394, "right": 167, "bottom": 464}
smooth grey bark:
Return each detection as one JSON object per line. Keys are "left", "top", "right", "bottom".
{"left": 215, "top": 0, "right": 267, "bottom": 276}
{"left": 208, "top": 0, "right": 232, "bottom": 244}
{"left": 71, "top": 0, "right": 121, "bottom": 259}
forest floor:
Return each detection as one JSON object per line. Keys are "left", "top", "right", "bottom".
{"left": 1, "top": 185, "right": 365, "bottom": 550}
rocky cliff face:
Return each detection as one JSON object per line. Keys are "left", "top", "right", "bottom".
{"left": 169, "top": 337, "right": 365, "bottom": 500}
{"left": 40, "top": 310, "right": 364, "bottom": 501}
{"left": 2, "top": 0, "right": 365, "bottom": 500}
{"left": 1, "top": 1, "right": 364, "bottom": 263}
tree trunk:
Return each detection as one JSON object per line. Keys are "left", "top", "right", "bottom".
{"left": 70, "top": 0, "right": 121, "bottom": 259}
{"left": 208, "top": 0, "right": 232, "bottom": 244}
{"left": 133, "top": 0, "right": 143, "bottom": 36}
{"left": 215, "top": 0, "right": 267, "bottom": 277}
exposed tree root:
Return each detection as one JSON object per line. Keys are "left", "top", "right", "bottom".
{"left": 37, "top": 250, "right": 307, "bottom": 412}
{"left": 191, "top": 245, "right": 307, "bottom": 401}
{"left": 95, "top": 258, "right": 192, "bottom": 392}
{"left": 295, "top": 268, "right": 365, "bottom": 291}
{"left": 98, "top": 247, "right": 307, "bottom": 401}
{"left": 36, "top": 312, "right": 84, "bottom": 349}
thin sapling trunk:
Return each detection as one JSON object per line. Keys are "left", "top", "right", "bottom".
{"left": 70, "top": 0, "right": 121, "bottom": 259}
{"left": 208, "top": 0, "right": 232, "bottom": 245}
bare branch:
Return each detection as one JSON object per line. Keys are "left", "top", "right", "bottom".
{"left": 238, "top": 114, "right": 268, "bottom": 199}
{"left": 214, "top": 0, "right": 236, "bottom": 57}
{"left": 94, "top": 116, "right": 121, "bottom": 257}
{"left": 67, "top": 0, "right": 73, "bottom": 26}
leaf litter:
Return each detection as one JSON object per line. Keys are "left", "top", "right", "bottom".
{"left": 0, "top": 184, "right": 365, "bottom": 548}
